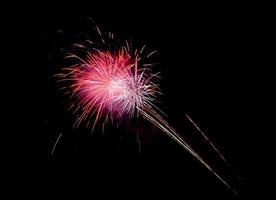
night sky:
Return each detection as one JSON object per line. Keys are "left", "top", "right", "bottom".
{"left": 7, "top": 2, "right": 272, "bottom": 199}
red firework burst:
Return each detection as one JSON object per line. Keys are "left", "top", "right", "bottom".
{"left": 58, "top": 47, "right": 159, "bottom": 129}
{"left": 55, "top": 26, "right": 240, "bottom": 196}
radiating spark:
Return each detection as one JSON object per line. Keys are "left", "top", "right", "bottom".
{"left": 51, "top": 133, "right": 63, "bottom": 156}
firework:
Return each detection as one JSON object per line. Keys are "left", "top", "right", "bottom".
{"left": 56, "top": 26, "right": 239, "bottom": 196}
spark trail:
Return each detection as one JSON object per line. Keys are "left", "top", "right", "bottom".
{"left": 186, "top": 114, "right": 244, "bottom": 184}
{"left": 139, "top": 107, "right": 239, "bottom": 196}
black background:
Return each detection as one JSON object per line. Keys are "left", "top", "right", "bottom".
{"left": 5, "top": 1, "right": 273, "bottom": 199}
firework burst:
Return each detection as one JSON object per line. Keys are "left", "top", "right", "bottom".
{"left": 57, "top": 36, "right": 160, "bottom": 130}
{"left": 56, "top": 25, "right": 240, "bottom": 196}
